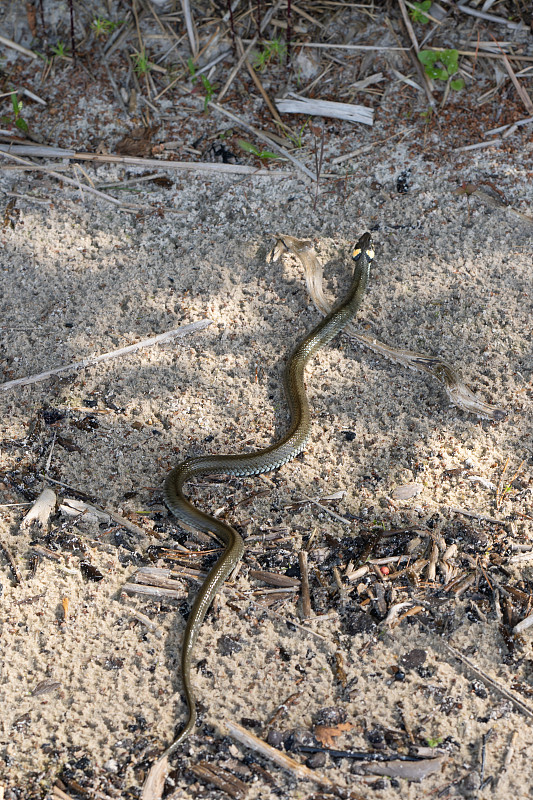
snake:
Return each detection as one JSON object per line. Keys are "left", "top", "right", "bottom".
{"left": 161, "top": 231, "right": 374, "bottom": 757}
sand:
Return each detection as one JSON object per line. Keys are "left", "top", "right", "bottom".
{"left": 1, "top": 6, "right": 533, "bottom": 799}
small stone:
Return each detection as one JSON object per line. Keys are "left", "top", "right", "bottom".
{"left": 216, "top": 635, "right": 242, "bottom": 655}
{"left": 266, "top": 729, "right": 284, "bottom": 748}
{"left": 313, "top": 707, "right": 347, "bottom": 726}
{"left": 461, "top": 770, "right": 481, "bottom": 794}
{"left": 306, "top": 751, "right": 327, "bottom": 769}
{"left": 399, "top": 648, "right": 427, "bottom": 670}
{"left": 392, "top": 483, "right": 424, "bottom": 500}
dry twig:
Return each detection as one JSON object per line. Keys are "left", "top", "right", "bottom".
{"left": 0, "top": 320, "right": 212, "bottom": 393}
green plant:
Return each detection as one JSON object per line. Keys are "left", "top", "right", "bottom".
{"left": 237, "top": 139, "right": 279, "bottom": 160}
{"left": 199, "top": 75, "right": 215, "bottom": 111}
{"left": 1, "top": 92, "right": 28, "bottom": 133}
{"left": 409, "top": 1, "right": 432, "bottom": 23}
{"left": 187, "top": 58, "right": 216, "bottom": 111}
{"left": 418, "top": 49, "right": 465, "bottom": 90}
{"left": 427, "top": 735, "right": 444, "bottom": 748}
{"left": 285, "top": 119, "right": 310, "bottom": 149}
{"left": 132, "top": 49, "right": 151, "bottom": 77}
{"left": 253, "top": 37, "right": 287, "bottom": 71}
{"left": 91, "top": 16, "right": 121, "bottom": 37}
{"left": 51, "top": 41, "right": 69, "bottom": 59}
{"left": 187, "top": 57, "right": 197, "bottom": 80}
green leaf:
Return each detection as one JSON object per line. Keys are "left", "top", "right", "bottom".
{"left": 187, "top": 57, "right": 197, "bottom": 81}
{"left": 418, "top": 50, "right": 438, "bottom": 67}
{"left": 15, "top": 117, "right": 29, "bottom": 133}
{"left": 450, "top": 77, "right": 465, "bottom": 91}
{"left": 10, "top": 92, "right": 21, "bottom": 115}
{"left": 418, "top": 49, "right": 461, "bottom": 82}
{"left": 258, "top": 150, "right": 279, "bottom": 159}
{"left": 237, "top": 139, "right": 260, "bottom": 156}
{"left": 427, "top": 736, "right": 444, "bottom": 748}
{"left": 410, "top": 1, "right": 431, "bottom": 23}
{"left": 440, "top": 49, "right": 459, "bottom": 74}
{"left": 428, "top": 65, "right": 449, "bottom": 80}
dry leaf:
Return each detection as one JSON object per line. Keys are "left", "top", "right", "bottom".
{"left": 314, "top": 722, "right": 353, "bottom": 747}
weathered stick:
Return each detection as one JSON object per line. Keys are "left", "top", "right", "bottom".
{"left": 0, "top": 144, "right": 288, "bottom": 176}
{"left": 0, "top": 320, "right": 212, "bottom": 392}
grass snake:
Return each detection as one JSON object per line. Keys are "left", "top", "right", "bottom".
{"left": 161, "top": 231, "right": 374, "bottom": 757}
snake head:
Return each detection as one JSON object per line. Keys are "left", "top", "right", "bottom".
{"left": 352, "top": 232, "right": 374, "bottom": 263}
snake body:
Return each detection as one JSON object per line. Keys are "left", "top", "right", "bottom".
{"left": 162, "top": 232, "right": 374, "bottom": 754}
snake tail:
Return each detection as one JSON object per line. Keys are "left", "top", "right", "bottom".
{"left": 162, "top": 231, "right": 374, "bottom": 756}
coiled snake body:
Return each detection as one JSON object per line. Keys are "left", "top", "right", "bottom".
{"left": 162, "top": 232, "right": 374, "bottom": 755}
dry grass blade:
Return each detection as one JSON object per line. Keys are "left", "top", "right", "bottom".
{"left": 180, "top": 0, "right": 198, "bottom": 56}
{"left": 456, "top": 3, "right": 527, "bottom": 30}
{"left": 0, "top": 539, "right": 22, "bottom": 584}
{"left": 238, "top": 37, "right": 283, "bottom": 125}
{"left": 0, "top": 33, "right": 39, "bottom": 59}
{"left": 298, "top": 550, "right": 313, "bottom": 619}
{"left": 0, "top": 143, "right": 289, "bottom": 176}
{"left": 496, "top": 458, "right": 525, "bottom": 510}
{"left": 397, "top": 0, "right": 436, "bottom": 108}
{"left": 499, "top": 51, "right": 533, "bottom": 114}
{"left": 0, "top": 149, "right": 128, "bottom": 207}
{"left": 218, "top": 35, "right": 258, "bottom": 102}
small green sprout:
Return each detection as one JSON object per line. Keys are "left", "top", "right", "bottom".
{"left": 409, "top": 1, "right": 432, "bottom": 24}
{"left": 199, "top": 75, "right": 215, "bottom": 111}
{"left": 1, "top": 92, "right": 29, "bottom": 133}
{"left": 237, "top": 139, "right": 279, "bottom": 160}
{"left": 132, "top": 49, "right": 151, "bottom": 77}
{"left": 285, "top": 119, "right": 310, "bottom": 149}
{"left": 253, "top": 38, "right": 287, "bottom": 71}
{"left": 187, "top": 59, "right": 216, "bottom": 111}
{"left": 187, "top": 57, "right": 197, "bottom": 80}
{"left": 426, "top": 735, "right": 444, "bottom": 748}
{"left": 51, "top": 41, "right": 68, "bottom": 59}
{"left": 91, "top": 17, "right": 121, "bottom": 37}
{"left": 418, "top": 49, "right": 464, "bottom": 90}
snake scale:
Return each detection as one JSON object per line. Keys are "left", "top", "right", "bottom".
{"left": 161, "top": 232, "right": 374, "bottom": 756}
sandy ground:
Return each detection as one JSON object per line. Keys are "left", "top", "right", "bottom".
{"left": 1, "top": 8, "right": 533, "bottom": 800}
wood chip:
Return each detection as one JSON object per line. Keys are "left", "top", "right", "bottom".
{"left": 20, "top": 488, "right": 57, "bottom": 530}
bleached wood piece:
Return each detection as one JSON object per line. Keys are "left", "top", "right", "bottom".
{"left": 59, "top": 498, "right": 112, "bottom": 524}
{"left": 275, "top": 94, "right": 374, "bottom": 126}
{"left": 20, "top": 488, "right": 57, "bottom": 530}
